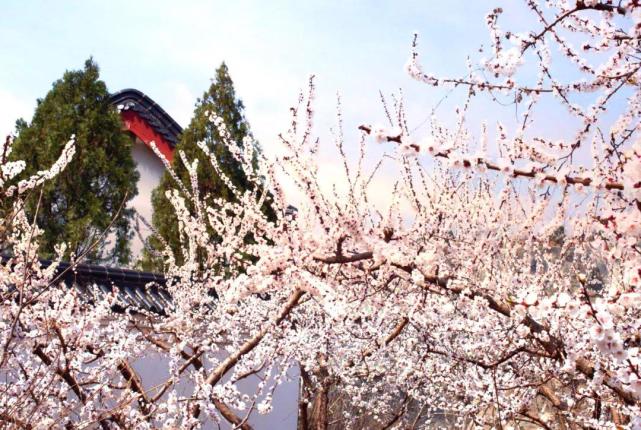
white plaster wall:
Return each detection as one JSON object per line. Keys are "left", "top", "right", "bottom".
{"left": 134, "top": 352, "right": 299, "bottom": 429}
{"left": 129, "top": 138, "right": 165, "bottom": 259}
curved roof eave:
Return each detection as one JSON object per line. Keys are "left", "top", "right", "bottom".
{"left": 109, "top": 88, "right": 183, "bottom": 148}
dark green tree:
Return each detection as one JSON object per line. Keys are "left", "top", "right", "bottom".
{"left": 141, "top": 62, "right": 270, "bottom": 271}
{"left": 11, "top": 59, "right": 138, "bottom": 264}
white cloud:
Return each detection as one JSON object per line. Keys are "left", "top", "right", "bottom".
{"left": 0, "top": 88, "right": 34, "bottom": 138}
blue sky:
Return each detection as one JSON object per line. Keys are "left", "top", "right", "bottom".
{"left": 0, "top": 1, "right": 525, "bottom": 148}
{"left": 3, "top": 0, "right": 618, "bottom": 211}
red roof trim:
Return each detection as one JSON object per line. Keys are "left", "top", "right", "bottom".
{"left": 121, "top": 110, "right": 175, "bottom": 163}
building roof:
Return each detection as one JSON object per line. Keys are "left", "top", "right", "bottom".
{"left": 109, "top": 89, "right": 183, "bottom": 149}
{"left": 48, "top": 260, "right": 173, "bottom": 315}
{"left": 2, "top": 255, "right": 174, "bottom": 315}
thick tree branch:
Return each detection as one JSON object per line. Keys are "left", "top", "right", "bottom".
{"left": 204, "top": 289, "right": 304, "bottom": 387}
{"left": 314, "top": 251, "right": 373, "bottom": 264}
{"left": 346, "top": 317, "right": 409, "bottom": 368}
{"left": 33, "top": 345, "right": 87, "bottom": 403}
{"left": 212, "top": 398, "right": 254, "bottom": 430}
{"left": 0, "top": 412, "right": 33, "bottom": 429}
{"left": 117, "top": 360, "right": 152, "bottom": 418}
{"left": 358, "top": 125, "right": 624, "bottom": 191}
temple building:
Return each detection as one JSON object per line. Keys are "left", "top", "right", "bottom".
{"left": 109, "top": 89, "right": 182, "bottom": 255}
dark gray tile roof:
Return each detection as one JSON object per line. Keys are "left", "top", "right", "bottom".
{"left": 2, "top": 256, "right": 174, "bottom": 315}
{"left": 47, "top": 260, "right": 173, "bottom": 315}
{"left": 109, "top": 89, "right": 183, "bottom": 148}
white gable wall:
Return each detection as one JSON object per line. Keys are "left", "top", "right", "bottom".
{"left": 129, "top": 137, "right": 165, "bottom": 259}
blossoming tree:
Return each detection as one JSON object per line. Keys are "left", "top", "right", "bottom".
{"left": 2, "top": 0, "right": 641, "bottom": 428}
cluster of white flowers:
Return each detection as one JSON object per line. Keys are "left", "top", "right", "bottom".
{"left": 3, "top": 0, "right": 641, "bottom": 428}
{"left": 623, "top": 140, "right": 641, "bottom": 200}
{"left": 482, "top": 47, "right": 524, "bottom": 77}
{"left": 4, "top": 135, "right": 75, "bottom": 197}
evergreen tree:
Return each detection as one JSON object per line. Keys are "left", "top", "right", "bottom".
{"left": 11, "top": 59, "right": 138, "bottom": 264}
{"left": 141, "top": 63, "right": 269, "bottom": 271}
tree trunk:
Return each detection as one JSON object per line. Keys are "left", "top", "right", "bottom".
{"left": 311, "top": 355, "right": 330, "bottom": 430}
{"left": 297, "top": 366, "right": 311, "bottom": 430}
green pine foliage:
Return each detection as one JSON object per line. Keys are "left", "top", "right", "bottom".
{"left": 11, "top": 59, "right": 139, "bottom": 265}
{"left": 140, "top": 63, "right": 271, "bottom": 271}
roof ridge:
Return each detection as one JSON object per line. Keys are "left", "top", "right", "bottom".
{"left": 109, "top": 88, "right": 183, "bottom": 148}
